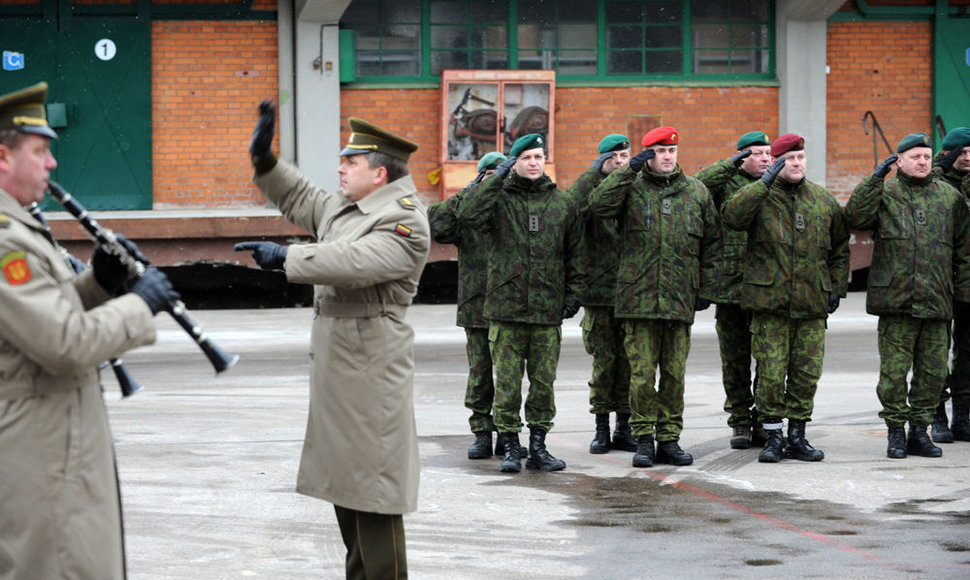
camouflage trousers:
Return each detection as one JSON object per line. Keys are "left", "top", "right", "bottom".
{"left": 581, "top": 306, "right": 631, "bottom": 415}
{"left": 876, "top": 315, "right": 949, "bottom": 427}
{"left": 463, "top": 327, "right": 495, "bottom": 433}
{"left": 750, "top": 313, "right": 825, "bottom": 422}
{"left": 488, "top": 321, "right": 561, "bottom": 433}
{"left": 623, "top": 319, "right": 691, "bottom": 442}
{"left": 715, "top": 303, "right": 757, "bottom": 428}
{"left": 941, "top": 306, "right": 970, "bottom": 406}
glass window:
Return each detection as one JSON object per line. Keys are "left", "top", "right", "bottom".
{"left": 691, "top": 0, "right": 771, "bottom": 75}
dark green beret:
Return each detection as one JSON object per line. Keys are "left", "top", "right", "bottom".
{"left": 598, "top": 134, "right": 630, "bottom": 154}
{"left": 339, "top": 117, "right": 418, "bottom": 162}
{"left": 477, "top": 151, "right": 507, "bottom": 172}
{"left": 509, "top": 133, "right": 545, "bottom": 158}
{"left": 941, "top": 127, "right": 970, "bottom": 151}
{"left": 896, "top": 132, "right": 932, "bottom": 154}
{"left": 736, "top": 131, "right": 769, "bottom": 150}
{"left": 0, "top": 82, "right": 57, "bottom": 139}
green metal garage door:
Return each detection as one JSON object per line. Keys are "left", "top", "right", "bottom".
{"left": 1, "top": 0, "right": 151, "bottom": 209}
{"left": 934, "top": 14, "right": 970, "bottom": 147}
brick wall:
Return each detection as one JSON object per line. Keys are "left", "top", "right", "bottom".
{"left": 341, "top": 85, "right": 778, "bottom": 205}
{"left": 826, "top": 20, "right": 933, "bottom": 202}
{"left": 151, "top": 20, "right": 278, "bottom": 208}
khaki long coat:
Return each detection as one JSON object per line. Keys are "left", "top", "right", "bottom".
{"left": 255, "top": 160, "right": 430, "bottom": 514}
{"left": 0, "top": 190, "right": 156, "bottom": 580}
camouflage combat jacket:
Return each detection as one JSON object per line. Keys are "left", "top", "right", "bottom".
{"left": 846, "top": 172, "right": 970, "bottom": 320}
{"left": 428, "top": 185, "right": 489, "bottom": 328}
{"left": 933, "top": 155, "right": 970, "bottom": 207}
{"left": 589, "top": 163, "right": 720, "bottom": 324}
{"left": 456, "top": 171, "right": 585, "bottom": 326}
{"left": 567, "top": 166, "right": 619, "bottom": 308}
{"left": 722, "top": 177, "right": 849, "bottom": 319}
{"left": 695, "top": 158, "right": 759, "bottom": 305}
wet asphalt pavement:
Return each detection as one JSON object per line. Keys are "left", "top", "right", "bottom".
{"left": 105, "top": 293, "right": 970, "bottom": 579}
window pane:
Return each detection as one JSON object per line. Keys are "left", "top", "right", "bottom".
{"left": 731, "top": 23, "right": 768, "bottom": 47}
{"left": 518, "top": 0, "right": 544, "bottom": 24}
{"left": 431, "top": 1, "right": 467, "bottom": 24}
{"left": 470, "top": 0, "right": 509, "bottom": 23}
{"left": 607, "top": 25, "right": 643, "bottom": 50}
{"left": 431, "top": 50, "right": 468, "bottom": 74}
{"left": 560, "top": 0, "right": 596, "bottom": 21}
{"left": 645, "top": 2, "right": 682, "bottom": 23}
{"left": 645, "top": 26, "right": 681, "bottom": 48}
{"left": 644, "top": 50, "right": 681, "bottom": 73}
{"left": 431, "top": 25, "right": 467, "bottom": 49}
{"left": 734, "top": 0, "right": 770, "bottom": 20}
{"left": 558, "top": 49, "right": 597, "bottom": 75}
{"left": 559, "top": 24, "right": 595, "bottom": 50}
{"left": 693, "top": 23, "right": 728, "bottom": 49}
{"left": 381, "top": 51, "right": 420, "bottom": 75}
{"left": 343, "top": 0, "right": 378, "bottom": 23}
{"left": 608, "top": 50, "right": 643, "bottom": 74}
{"left": 606, "top": 1, "right": 644, "bottom": 23}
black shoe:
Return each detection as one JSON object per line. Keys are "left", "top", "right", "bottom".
{"left": 467, "top": 431, "right": 492, "bottom": 459}
{"left": 751, "top": 424, "right": 768, "bottom": 447}
{"left": 589, "top": 414, "right": 611, "bottom": 454}
{"left": 951, "top": 402, "right": 970, "bottom": 441}
{"left": 656, "top": 440, "right": 693, "bottom": 466}
{"left": 495, "top": 433, "right": 527, "bottom": 457}
{"left": 784, "top": 419, "right": 824, "bottom": 462}
{"left": 525, "top": 428, "right": 566, "bottom": 471}
{"left": 499, "top": 433, "right": 522, "bottom": 473}
{"left": 758, "top": 428, "right": 784, "bottom": 463}
{"left": 632, "top": 434, "right": 655, "bottom": 468}
{"left": 907, "top": 424, "right": 943, "bottom": 458}
{"left": 886, "top": 426, "right": 906, "bottom": 459}
{"left": 931, "top": 402, "right": 954, "bottom": 443}
{"left": 730, "top": 425, "right": 753, "bottom": 450}
{"left": 611, "top": 413, "right": 638, "bottom": 452}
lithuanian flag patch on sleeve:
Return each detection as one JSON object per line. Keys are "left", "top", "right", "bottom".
{"left": 1, "top": 251, "right": 31, "bottom": 285}
{"left": 394, "top": 223, "right": 413, "bottom": 238}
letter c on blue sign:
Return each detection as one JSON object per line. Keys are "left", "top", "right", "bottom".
{"left": 3, "top": 51, "right": 25, "bottom": 71}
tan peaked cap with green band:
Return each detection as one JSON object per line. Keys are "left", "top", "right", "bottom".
{"left": 338, "top": 117, "right": 418, "bottom": 162}
{"left": 0, "top": 82, "right": 58, "bottom": 140}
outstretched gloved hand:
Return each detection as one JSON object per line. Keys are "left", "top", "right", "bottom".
{"left": 234, "top": 241, "right": 288, "bottom": 271}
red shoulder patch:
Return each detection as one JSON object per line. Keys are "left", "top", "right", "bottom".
{"left": 1, "top": 251, "right": 31, "bottom": 285}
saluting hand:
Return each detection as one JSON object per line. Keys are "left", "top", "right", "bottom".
{"left": 761, "top": 156, "right": 787, "bottom": 187}
{"left": 628, "top": 148, "right": 655, "bottom": 173}
{"left": 730, "top": 149, "right": 752, "bottom": 167}
{"left": 592, "top": 152, "right": 613, "bottom": 172}
{"left": 250, "top": 100, "right": 276, "bottom": 160}
{"left": 494, "top": 155, "right": 517, "bottom": 179}
{"left": 872, "top": 153, "right": 898, "bottom": 179}
{"left": 938, "top": 147, "right": 962, "bottom": 172}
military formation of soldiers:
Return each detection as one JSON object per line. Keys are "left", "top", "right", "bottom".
{"left": 430, "top": 124, "right": 970, "bottom": 472}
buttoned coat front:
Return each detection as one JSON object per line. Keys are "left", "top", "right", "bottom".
{"left": 255, "top": 160, "right": 430, "bottom": 515}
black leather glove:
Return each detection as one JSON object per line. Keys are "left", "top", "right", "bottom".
{"left": 93, "top": 234, "right": 149, "bottom": 295}
{"left": 761, "top": 156, "right": 787, "bottom": 187}
{"left": 250, "top": 100, "right": 277, "bottom": 174}
{"left": 628, "top": 148, "right": 655, "bottom": 173}
{"left": 561, "top": 302, "right": 580, "bottom": 320}
{"left": 731, "top": 149, "right": 752, "bottom": 167}
{"left": 827, "top": 292, "right": 841, "bottom": 314}
{"left": 938, "top": 146, "right": 962, "bottom": 172}
{"left": 592, "top": 152, "right": 613, "bottom": 172}
{"left": 695, "top": 296, "right": 711, "bottom": 311}
{"left": 468, "top": 171, "right": 487, "bottom": 187}
{"left": 954, "top": 300, "right": 969, "bottom": 318}
{"left": 130, "top": 267, "right": 179, "bottom": 315}
{"left": 493, "top": 155, "right": 517, "bottom": 179}
{"left": 873, "top": 153, "right": 898, "bottom": 178}
{"left": 234, "top": 241, "right": 288, "bottom": 271}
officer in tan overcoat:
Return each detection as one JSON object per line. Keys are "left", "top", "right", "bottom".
{"left": 0, "top": 83, "right": 179, "bottom": 579}
{"left": 236, "top": 102, "right": 429, "bottom": 579}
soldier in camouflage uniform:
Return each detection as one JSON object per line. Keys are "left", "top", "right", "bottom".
{"left": 722, "top": 133, "right": 850, "bottom": 464}
{"left": 696, "top": 131, "right": 773, "bottom": 450}
{"left": 428, "top": 152, "right": 514, "bottom": 460}
{"left": 930, "top": 127, "right": 970, "bottom": 443}
{"left": 848, "top": 133, "right": 970, "bottom": 458}
{"left": 456, "top": 133, "right": 585, "bottom": 474}
{"left": 568, "top": 133, "right": 637, "bottom": 455}
{"left": 589, "top": 126, "right": 721, "bottom": 468}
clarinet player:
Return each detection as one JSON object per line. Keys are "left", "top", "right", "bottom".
{"left": 0, "top": 82, "right": 181, "bottom": 578}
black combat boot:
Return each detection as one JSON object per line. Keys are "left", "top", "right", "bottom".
{"left": 499, "top": 433, "right": 522, "bottom": 473}
{"left": 784, "top": 419, "right": 824, "bottom": 461}
{"left": 730, "top": 425, "right": 753, "bottom": 449}
{"left": 611, "top": 413, "right": 638, "bottom": 452}
{"left": 589, "top": 414, "right": 611, "bottom": 454}
{"left": 632, "top": 434, "right": 655, "bottom": 468}
{"left": 525, "top": 428, "right": 566, "bottom": 471}
{"left": 951, "top": 401, "right": 970, "bottom": 441}
{"left": 758, "top": 420, "right": 784, "bottom": 463}
{"left": 931, "top": 401, "right": 954, "bottom": 443}
{"left": 495, "top": 433, "right": 527, "bottom": 457}
{"left": 467, "top": 431, "right": 492, "bottom": 459}
{"left": 886, "top": 426, "right": 907, "bottom": 459}
{"left": 656, "top": 440, "right": 693, "bottom": 466}
{"left": 907, "top": 423, "right": 943, "bottom": 458}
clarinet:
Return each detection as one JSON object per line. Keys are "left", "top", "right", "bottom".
{"left": 28, "top": 202, "right": 144, "bottom": 397}
{"left": 45, "top": 182, "right": 240, "bottom": 375}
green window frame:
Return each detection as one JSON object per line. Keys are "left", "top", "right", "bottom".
{"left": 340, "top": 0, "right": 774, "bottom": 85}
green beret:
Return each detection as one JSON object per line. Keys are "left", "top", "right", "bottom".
{"left": 0, "top": 82, "right": 57, "bottom": 139}
{"left": 477, "top": 151, "right": 507, "bottom": 172}
{"left": 896, "top": 132, "right": 932, "bottom": 154}
{"left": 509, "top": 133, "right": 545, "bottom": 158}
{"left": 597, "top": 134, "right": 631, "bottom": 154}
{"left": 736, "top": 131, "right": 770, "bottom": 150}
{"left": 941, "top": 127, "right": 970, "bottom": 151}
{"left": 339, "top": 117, "right": 418, "bottom": 162}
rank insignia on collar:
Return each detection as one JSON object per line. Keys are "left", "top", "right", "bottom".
{"left": 0, "top": 213, "right": 9, "bottom": 228}
{"left": 398, "top": 196, "right": 417, "bottom": 210}
{"left": 394, "top": 223, "right": 413, "bottom": 237}
{"left": 1, "top": 250, "right": 31, "bottom": 285}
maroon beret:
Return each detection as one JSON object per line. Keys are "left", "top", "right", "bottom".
{"left": 641, "top": 126, "right": 679, "bottom": 147}
{"left": 770, "top": 133, "right": 804, "bottom": 157}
